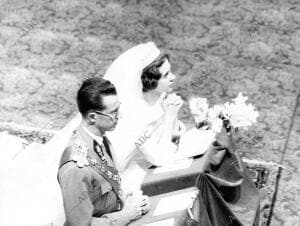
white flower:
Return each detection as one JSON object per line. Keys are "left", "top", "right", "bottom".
{"left": 189, "top": 98, "right": 209, "bottom": 114}
{"left": 189, "top": 98, "right": 209, "bottom": 123}
{"left": 224, "top": 93, "right": 259, "bottom": 129}
{"left": 189, "top": 93, "right": 259, "bottom": 131}
{"left": 194, "top": 115, "right": 206, "bottom": 124}
{"left": 233, "top": 92, "right": 248, "bottom": 105}
{"left": 208, "top": 104, "right": 224, "bottom": 120}
{"left": 222, "top": 102, "right": 231, "bottom": 119}
{"left": 210, "top": 118, "right": 223, "bottom": 133}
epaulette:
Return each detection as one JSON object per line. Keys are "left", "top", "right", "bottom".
{"left": 59, "top": 132, "right": 90, "bottom": 169}
{"left": 70, "top": 139, "right": 89, "bottom": 168}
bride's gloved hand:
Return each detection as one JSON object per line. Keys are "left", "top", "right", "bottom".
{"left": 172, "top": 120, "right": 186, "bottom": 142}
{"left": 161, "top": 93, "right": 183, "bottom": 119}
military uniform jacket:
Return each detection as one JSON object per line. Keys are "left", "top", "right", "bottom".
{"left": 58, "top": 125, "right": 126, "bottom": 226}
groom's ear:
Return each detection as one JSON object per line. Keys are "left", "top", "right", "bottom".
{"left": 86, "top": 112, "right": 97, "bottom": 124}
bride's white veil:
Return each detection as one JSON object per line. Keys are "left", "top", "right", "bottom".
{"left": 104, "top": 42, "right": 161, "bottom": 171}
{"left": 0, "top": 114, "right": 82, "bottom": 226}
{"left": 104, "top": 42, "right": 160, "bottom": 117}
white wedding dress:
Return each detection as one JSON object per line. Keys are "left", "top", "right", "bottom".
{"left": 104, "top": 42, "right": 215, "bottom": 194}
{"left": 104, "top": 42, "right": 175, "bottom": 193}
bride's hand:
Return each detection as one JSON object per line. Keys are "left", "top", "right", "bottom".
{"left": 172, "top": 120, "right": 186, "bottom": 140}
{"left": 161, "top": 93, "right": 183, "bottom": 119}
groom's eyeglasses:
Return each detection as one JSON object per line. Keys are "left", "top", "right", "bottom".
{"left": 94, "top": 109, "right": 119, "bottom": 121}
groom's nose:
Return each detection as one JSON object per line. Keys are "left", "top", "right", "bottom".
{"left": 115, "top": 111, "right": 122, "bottom": 120}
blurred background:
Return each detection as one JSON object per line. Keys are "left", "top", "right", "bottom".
{"left": 0, "top": 0, "right": 299, "bottom": 225}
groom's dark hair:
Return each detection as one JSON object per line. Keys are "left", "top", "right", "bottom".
{"left": 141, "top": 54, "right": 170, "bottom": 92}
{"left": 77, "top": 77, "right": 117, "bottom": 117}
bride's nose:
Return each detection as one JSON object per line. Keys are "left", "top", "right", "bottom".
{"left": 169, "top": 72, "right": 176, "bottom": 81}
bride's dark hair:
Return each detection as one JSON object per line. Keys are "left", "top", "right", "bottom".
{"left": 141, "top": 53, "right": 170, "bottom": 92}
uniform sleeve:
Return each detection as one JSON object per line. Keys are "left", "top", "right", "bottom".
{"left": 100, "top": 211, "right": 130, "bottom": 226}
{"left": 59, "top": 163, "right": 128, "bottom": 226}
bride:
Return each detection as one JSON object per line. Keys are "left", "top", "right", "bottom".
{"left": 104, "top": 42, "right": 200, "bottom": 193}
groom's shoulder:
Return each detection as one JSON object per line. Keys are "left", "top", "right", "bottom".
{"left": 58, "top": 130, "right": 89, "bottom": 170}
{"left": 66, "top": 130, "right": 88, "bottom": 151}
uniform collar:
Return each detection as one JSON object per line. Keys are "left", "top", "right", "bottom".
{"left": 81, "top": 124, "right": 103, "bottom": 145}
{"left": 77, "top": 124, "right": 115, "bottom": 166}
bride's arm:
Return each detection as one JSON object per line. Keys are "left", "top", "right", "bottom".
{"left": 140, "top": 125, "right": 177, "bottom": 166}
{"left": 158, "top": 93, "right": 183, "bottom": 143}
{"left": 172, "top": 120, "right": 186, "bottom": 142}
{"left": 140, "top": 94, "right": 184, "bottom": 166}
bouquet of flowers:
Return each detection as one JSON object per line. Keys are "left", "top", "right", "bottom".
{"left": 189, "top": 93, "right": 259, "bottom": 134}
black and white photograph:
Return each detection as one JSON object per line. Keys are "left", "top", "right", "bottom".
{"left": 0, "top": 0, "right": 299, "bottom": 225}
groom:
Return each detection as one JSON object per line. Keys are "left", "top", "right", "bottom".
{"left": 57, "top": 77, "right": 150, "bottom": 225}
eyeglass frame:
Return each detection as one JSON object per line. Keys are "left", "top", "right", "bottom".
{"left": 94, "top": 109, "right": 119, "bottom": 121}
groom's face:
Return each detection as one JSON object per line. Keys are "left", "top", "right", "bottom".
{"left": 94, "top": 95, "right": 120, "bottom": 133}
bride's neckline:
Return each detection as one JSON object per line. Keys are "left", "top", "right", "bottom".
{"left": 143, "top": 91, "right": 161, "bottom": 107}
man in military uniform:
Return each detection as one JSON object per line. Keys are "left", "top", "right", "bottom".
{"left": 58, "top": 77, "right": 150, "bottom": 225}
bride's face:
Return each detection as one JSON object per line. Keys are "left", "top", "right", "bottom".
{"left": 155, "top": 59, "right": 176, "bottom": 93}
